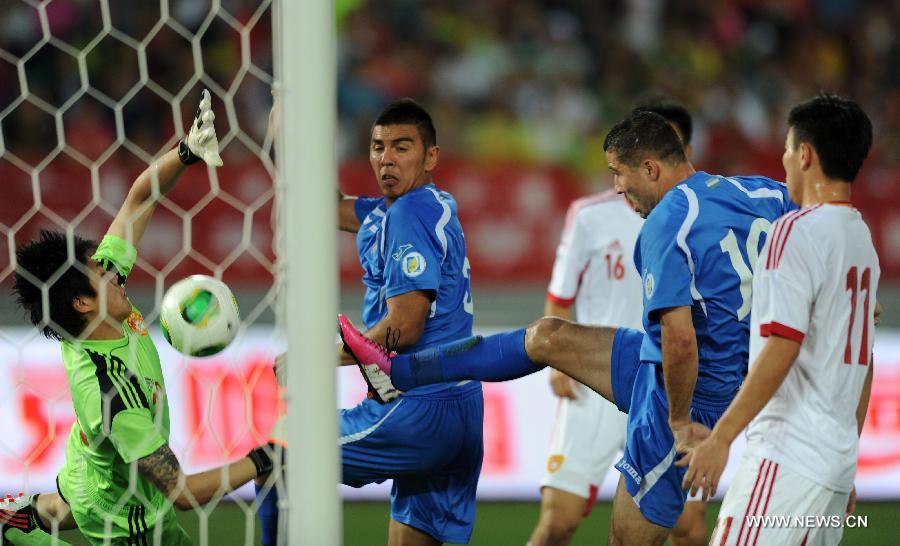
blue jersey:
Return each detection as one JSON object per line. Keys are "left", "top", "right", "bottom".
{"left": 355, "top": 183, "right": 476, "bottom": 395}
{"left": 635, "top": 171, "right": 797, "bottom": 405}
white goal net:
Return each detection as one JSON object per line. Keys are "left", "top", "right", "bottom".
{"left": 0, "top": 1, "right": 322, "bottom": 544}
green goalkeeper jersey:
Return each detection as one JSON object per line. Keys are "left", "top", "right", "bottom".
{"left": 56, "top": 234, "right": 188, "bottom": 544}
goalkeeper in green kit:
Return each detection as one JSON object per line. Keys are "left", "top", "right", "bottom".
{"left": 1, "top": 90, "right": 282, "bottom": 546}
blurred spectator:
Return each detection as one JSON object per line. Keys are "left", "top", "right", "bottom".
{"left": 1, "top": 0, "right": 898, "bottom": 279}
{"left": 1, "top": 0, "right": 896, "bottom": 174}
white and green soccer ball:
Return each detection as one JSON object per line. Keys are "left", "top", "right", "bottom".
{"left": 160, "top": 275, "right": 240, "bottom": 357}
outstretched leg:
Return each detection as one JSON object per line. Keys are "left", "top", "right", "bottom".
{"left": 525, "top": 318, "right": 617, "bottom": 403}
{"left": 340, "top": 314, "right": 622, "bottom": 405}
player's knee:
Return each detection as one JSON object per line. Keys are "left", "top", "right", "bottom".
{"left": 609, "top": 514, "right": 670, "bottom": 546}
{"left": 542, "top": 522, "right": 578, "bottom": 545}
{"left": 607, "top": 521, "right": 626, "bottom": 546}
{"left": 607, "top": 511, "right": 632, "bottom": 546}
{"left": 669, "top": 525, "right": 707, "bottom": 546}
{"left": 527, "top": 317, "right": 568, "bottom": 362}
{"left": 670, "top": 507, "right": 708, "bottom": 546}
{"left": 534, "top": 509, "right": 579, "bottom": 546}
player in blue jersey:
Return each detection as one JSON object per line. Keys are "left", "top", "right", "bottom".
{"left": 341, "top": 110, "right": 796, "bottom": 546}
{"left": 259, "top": 99, "right": 482, "bottom": 546}
{"left": 529, "top": 100, "right": 708, "bottom": 546}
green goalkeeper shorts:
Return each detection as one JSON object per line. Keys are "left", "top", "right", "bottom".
{"left": 69, "top": 501, "right": 191, "bottom": 546}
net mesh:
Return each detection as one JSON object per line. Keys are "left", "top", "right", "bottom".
{"left": 1, "top": 1, "right": 279, "bottom": 544}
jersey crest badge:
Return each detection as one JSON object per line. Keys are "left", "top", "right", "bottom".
{"left": 547, "top": 454, "right": 565, "bottom": 473}
{"left": 403, "top": 252, "right": 426, "bottom": 278}
{"left": 126, "top": 309, "right": 149, "bottom": 336}
{"left": 644, "top": 272, "right": 655, "bottom": 299}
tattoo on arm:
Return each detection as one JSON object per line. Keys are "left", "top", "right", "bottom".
{"left": 137, "top": 444, "right": 182, "bottom": 495}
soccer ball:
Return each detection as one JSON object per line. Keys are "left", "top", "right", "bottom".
{"left": 160, "top": 275, "right": 240, "bottom": 357}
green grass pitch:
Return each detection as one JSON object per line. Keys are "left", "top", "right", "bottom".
{"left": 56, "top": 500, "right": 900, "bottom": 545}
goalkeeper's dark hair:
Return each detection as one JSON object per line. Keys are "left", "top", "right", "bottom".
{"left": 633, "top": 100, "right": 693, "bottom": 145}
{"left": 603, "top": 111, "right": 686, "bottom": 168}
{"left": 373, "top": 98, "right": 437, "bottom": 148}
{"left": 12, "top": 230, "right": 98, "bottom": 340}
{"left": 788, "top": 93, "right": 872, "bottom": 183}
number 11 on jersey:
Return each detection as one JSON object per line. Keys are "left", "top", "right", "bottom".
{"left": 844, "top": 266, "right": 872, "bottom": 366}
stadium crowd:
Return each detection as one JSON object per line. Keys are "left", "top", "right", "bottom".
{"left": 4, "top": 0, "right": 898, "bottom": 283}
{"left": 338, "top": 0, "right": 899, "bottom": 181}
{"left": 2, "top": 0, "right": 897, "bottom": 180}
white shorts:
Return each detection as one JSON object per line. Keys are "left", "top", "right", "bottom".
{"left": 540, "top": 384, "right": 627, "bottom": 500}
{"left": 711, "top": 453, "right": 850, "bottom": 546}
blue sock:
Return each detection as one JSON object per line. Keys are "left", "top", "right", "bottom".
{"left": 391, "top": 328, "right": 541, "bottom": 390}
{"left": 255, "top": 481, "right": 279, "bottom": 546}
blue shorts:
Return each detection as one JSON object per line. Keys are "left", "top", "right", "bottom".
{"left": 610, "top": 327, "right": 644, "bottom": 413}
{"left": 610, "top": 328, "right": 725, "bottom": 528}
{"left": 340, "top": 383, "right": 484, "bottom": 544}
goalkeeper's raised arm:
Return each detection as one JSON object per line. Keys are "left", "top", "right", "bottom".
{"left": 106, "top": 89, "right": 223, "bottom": 247}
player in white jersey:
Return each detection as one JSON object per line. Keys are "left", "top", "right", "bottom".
{"left": 680, "top": 94, "right": 876, "bottom": 546}
{"left": 529, "top": 102, "right": 708, "bottom": 546}
{"left": 527, "top": 192, "right": 639, "bottom": 546}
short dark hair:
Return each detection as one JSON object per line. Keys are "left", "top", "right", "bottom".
{"left": 12, "top": 230, "right": 97, "bottom": 340}
{"left": 788, "top": 93, "right": 872, "bottom": 183}
{"left": 603, "top": 111, "right": 686, "bottom": 167}
{"left": 634, "top": 100, "right": 693, "bottom": 144}
{"left": 373, "top": 98, "right": 437, "bottom": 148}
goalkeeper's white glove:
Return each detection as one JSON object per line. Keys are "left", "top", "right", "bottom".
{"left": 179, "top": 89, "right": 223, "bottom": 167}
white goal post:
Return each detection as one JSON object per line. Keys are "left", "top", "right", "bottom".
{"left": 275, "top": 0, "right": 342, "bottom": 544}
{"left": 0, "top": 0, "right": 341, "bottom": 543}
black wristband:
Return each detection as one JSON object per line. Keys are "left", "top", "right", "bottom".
{"left": 30, "top": 494, "right": 51, "bottom": 533}
{"left": 178, "top": 138, "right": 201, "bottom": 165}
{"left": 247, "top": 443, "right": 275, "bottom": 477}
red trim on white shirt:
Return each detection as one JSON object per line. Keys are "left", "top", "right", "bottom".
{"left": 760, "top": 322, "right": 805, "bottom": 343}
{"left": 546, "top": 292, "right": 576, "bottom": 308}
{"left": 765, "top": 208, "right": 802, "bottom": 270}
{"left": 547, "top": 257, "right": 591, "bottom": 309}
{"left": 766, "top": 205, "right": 822, "bottom": 270}
{"left": 560, "top": 191, "right": 620, "bottom": 241}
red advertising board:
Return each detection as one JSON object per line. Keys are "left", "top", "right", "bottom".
{"left": 3, "top": 326, "right": 900, "bottom": 501}
{"left": 2, "top": 156, "right": 897, "bottom": 287}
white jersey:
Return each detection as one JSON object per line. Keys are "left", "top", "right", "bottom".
{"left": 547, "top": 191, "right": 643, "bottom": 329}
{"left": 745, "top": 203, "right": 880, "bottom": 493}
{"left": 541, "top": 190, "right": 643, "bottom": 499}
